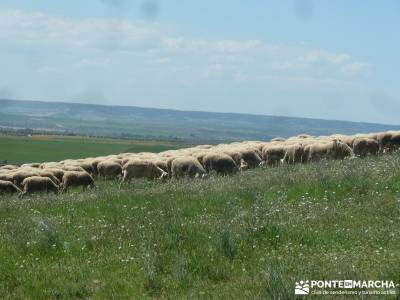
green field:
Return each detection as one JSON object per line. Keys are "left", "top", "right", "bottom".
{"left": 0, "top": 135, "right": 184, "bottom": 165}
{"left": 0, "top": 154, "right": 399, "bottom": 298}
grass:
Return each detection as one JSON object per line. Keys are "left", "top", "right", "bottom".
{"left": 0, "top": 135, "right": 184, "bottom": 165}
{"left": 0, "top": 154, "right": 400, "bottom": 298}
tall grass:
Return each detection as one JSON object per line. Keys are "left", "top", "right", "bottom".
{"left": 0, "top": 154, "right": 399, "bottom": 298}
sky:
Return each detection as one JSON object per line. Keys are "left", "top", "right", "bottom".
{"left": 0, "top": 0, "right": 399, "bottom": 124}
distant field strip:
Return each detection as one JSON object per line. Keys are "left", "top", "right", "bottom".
{"left": 0, "top": 135, "right": 183, "bottom": 165}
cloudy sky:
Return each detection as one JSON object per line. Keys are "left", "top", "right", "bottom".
{"left": 0, "top": 0, "right": 399, "bottom": 124}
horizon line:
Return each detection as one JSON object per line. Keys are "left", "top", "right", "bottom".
{"left": 1, "top": 97, "right": 399, "bottom": 128}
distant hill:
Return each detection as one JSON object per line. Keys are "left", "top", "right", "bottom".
{"left": 0, "top": 99, "right": 399, "bottom": 142}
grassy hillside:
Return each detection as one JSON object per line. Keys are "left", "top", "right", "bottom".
{"left": 0, "top": 154, "right": 399, "bottom": 298}
{"left": 0, "top": 135, "right": 184, "bottom": 165}
{"left": 2, "top": 99, "right": 400, "bottom": 142}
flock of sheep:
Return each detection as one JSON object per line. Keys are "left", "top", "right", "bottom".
{"left": 0, "top": 130, "right": 399, "bottom": 197}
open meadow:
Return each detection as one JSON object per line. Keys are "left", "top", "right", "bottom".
{"left": 0, "top": 153, "right": 399, "bottom": 298}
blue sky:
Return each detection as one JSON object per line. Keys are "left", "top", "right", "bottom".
{"left": 0, "top": 1, "right": 399, "bottom": 124}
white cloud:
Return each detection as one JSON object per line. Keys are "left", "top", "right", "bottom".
{"left": 79, "top": 57, "right": 111, "bottom": 66}
{"left": 154, "top": 57, "right": 171, "bottom": 64}
{"left": 272, "top": 61, "right": 295, "bottom": 70}
{"left": 0, "top": 8, "right": 375, "bottom": 119}
{"left": 341, "top": 62, "right": 371, "bottom": 75}
{"left": 0, "top": 9, "right": 370, "bottom": 80}
{"left": 327, "top": 53, "right": 352, "bottom": 65}
{"left": 274, "top": 50, "right": 353, "bottom": 71}
{"left": 299, "top": 50, "right": 351, "bottom": 65}
{"left": 0, "top": 9, "right": 161, "bottom": 52}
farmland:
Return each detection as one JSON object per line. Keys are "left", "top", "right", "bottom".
{"left": 0, "top": 153, "right": 399, "bottom": 298}
{"left": 0, "top": 135, "right": 184, "bottom": 165}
